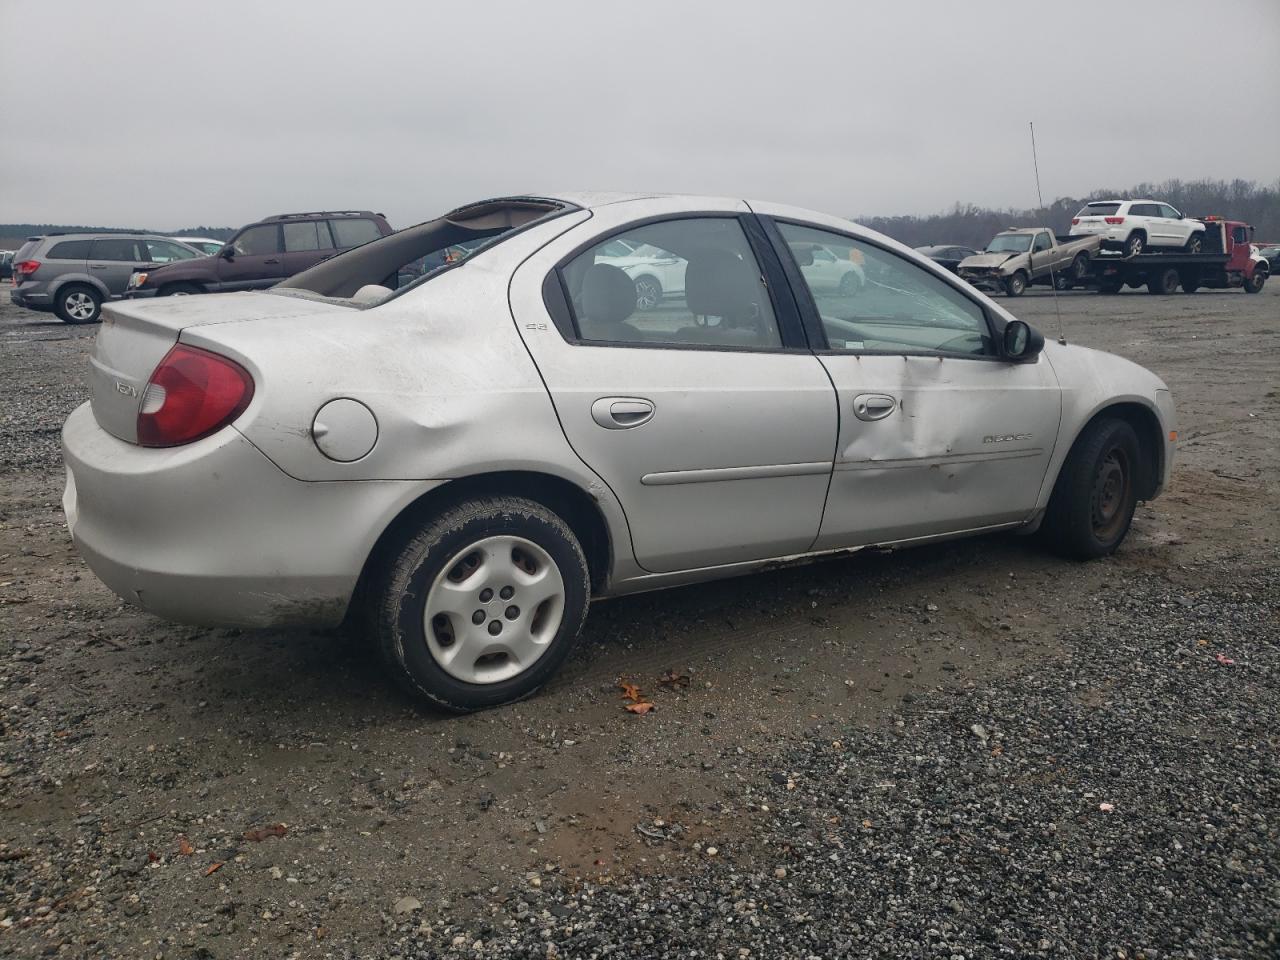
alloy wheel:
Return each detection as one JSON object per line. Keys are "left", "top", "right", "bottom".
{"left": 65, "top": 292, "right": 96, "bottom": 321}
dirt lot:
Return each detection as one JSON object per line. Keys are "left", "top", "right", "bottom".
{"left": 1, "top": 284, "right": 1277, "bottom": 959}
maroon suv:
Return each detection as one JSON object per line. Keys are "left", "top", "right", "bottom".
{"left": 126, "top": 210, "right": 393, "bottom": 298}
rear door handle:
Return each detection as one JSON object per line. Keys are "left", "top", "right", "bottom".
{"left": 264, "top": 258, "right": 281, "bottom": 264}
{"left": 853, "top": 393, "right": 896, "bottom": 421}
{"left": 591, "top": 397, "right": 655, "bottom": 429}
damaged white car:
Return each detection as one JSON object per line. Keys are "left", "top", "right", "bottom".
{"left": 62, "top": 193, "right": 1176, "bottom": 711}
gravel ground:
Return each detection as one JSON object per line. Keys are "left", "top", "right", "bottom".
{"left": 1, "top": 284, "right": 1278, "bottom": 959}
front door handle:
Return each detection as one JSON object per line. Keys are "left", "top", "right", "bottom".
{"left": 591, "top": 397, "right": 655, "bottom": 430}
{"left": 264, "top": 258, "right": 281, "bottom": 265}
{"left": 853, "top": 393, "right": 896, "bottom": 421}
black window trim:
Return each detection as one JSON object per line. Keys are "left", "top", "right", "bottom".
{"left": 281, "top": 218, "right": 330, "bottom": 254}
{"left": 542, "top": 211, "right": 812, "bottom": 355}
{"left": 757, "top": 214, "right": 1013, "bottom": 363}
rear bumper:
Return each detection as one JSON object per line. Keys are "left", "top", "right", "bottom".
{"left": 62, "top": 402, "right": 438, "bottom": 628}
{"left": 10, "top": 287, "right": 52, "bottom": 308}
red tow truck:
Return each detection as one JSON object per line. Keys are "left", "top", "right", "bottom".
{"left": 1088, "top": 216, "right": 1269, "bottom": 294}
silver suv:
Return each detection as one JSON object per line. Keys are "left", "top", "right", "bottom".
{"left": 10, "top": 233, "right": 203, "bottom": 324}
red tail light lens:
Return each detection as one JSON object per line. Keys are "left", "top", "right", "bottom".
{"left": 15, "top": 259, "right": 40, "bottom": 278}
{"left": 1071, "top": 218, "right": 1080, "bottom": 225}
{"left": 136, "top": 345, "right": 254, "bottom": 447}
{"left": 1104, "top": 216, "right": 1125, "bottom": 225}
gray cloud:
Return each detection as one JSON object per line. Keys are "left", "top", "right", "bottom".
{"left": 1, "top": 0, "right": 1277, "bottom": 229}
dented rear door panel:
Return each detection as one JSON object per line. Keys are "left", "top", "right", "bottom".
{"left": 813, "top": 353, "right": 1062, "bottom": 548}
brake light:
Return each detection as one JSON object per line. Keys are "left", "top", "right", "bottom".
{"left": 1104, "top": 217, "right": 1125, "bottom": 225}
{"left": 1071, "top": 218, "right": 1080, "bottom": 225}
{"left": 15, "top": 259, "right": 40, "bottom": 278}
{"left": 136, "top": 344, "right": 254, "bottom": 447}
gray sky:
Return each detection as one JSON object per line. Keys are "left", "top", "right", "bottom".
{"left": 2, "top": 0, "right": 1277, "bottom": 230}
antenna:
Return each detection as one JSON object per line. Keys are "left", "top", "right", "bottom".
{"left": 1030, "top": 121, "right": 1067, "bottom": 345}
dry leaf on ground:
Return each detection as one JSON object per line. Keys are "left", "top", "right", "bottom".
{"left": 625, "top": 702, "right": 655, "bottom": 715}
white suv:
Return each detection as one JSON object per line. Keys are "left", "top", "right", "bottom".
{"left": 1069, "top": 200, "right": 1205, "bottom": 257}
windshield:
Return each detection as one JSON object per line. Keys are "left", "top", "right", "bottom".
{"left": 276, "top": 198, "right": 569, "bottom": 304}
{"left": 1078, "top": 203, "right": 1121, "bottom": 217}
{"left": 986, "top": 234, "right": 1032, "bottom": 253}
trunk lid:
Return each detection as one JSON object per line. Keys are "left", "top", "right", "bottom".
{"left": 89, "top": 291, "right": 351, "bottom": 443}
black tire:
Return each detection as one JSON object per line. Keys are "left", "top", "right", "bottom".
{"left": 1098, "top": 280, "right": 1123, "bottom": 295}
{"left": 1184, "top": 234, "right": 1203, "bottom": 254}
{"left": 1004, "top": 271, "right": 1027, "bottom": 297}
{"left": 633, "top": 275, "right": 662, "bottom": 311}
{"left": 53, "top": 284, "right": 102, "bottom": 324}
{"left": 1244, "top": 271, "right": 1266, "bottom": 294}
{"left": 1148, "top": 267, "right": 1179, "bottom": 295}
{"left": 1124, "top": 232, "right": 1145, "bottom": 257}
{"left": 1179, "top": 271, "right": 1200, "bottom": 294}
{"left": 372, "top": 496, "right": 590, "bottom": 713}
{"left": 1070, "top": 252, "right": 1090, "bottom": 281}
{"left": 1041, "top": 418, "right": 1141, "bottom": 560}
{"left": 159, "top": 282, "right": 202, "bottom": 296}
{"left": 1053, "top": 273, "right": 1072, "bottom": 291}
{"left": 838, "top": 270, "right": 863, "bottom": 295}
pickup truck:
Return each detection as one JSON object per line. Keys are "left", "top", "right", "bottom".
{"left": 958, "top": 228, "right": 1101, "bottom": 296}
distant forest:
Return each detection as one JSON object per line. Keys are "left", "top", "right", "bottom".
{"left": 861, "top": 178, "right": 1280, "bottom": 250}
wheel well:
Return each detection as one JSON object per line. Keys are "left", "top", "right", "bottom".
{"left": 159, "top": 281, "right": 203, "bottom": 295}
{"left": 350, "top": 471, "right": 614, "bottom": 620}
{"left": 1077, "top": 402, "right": 1164, "bottom": 500}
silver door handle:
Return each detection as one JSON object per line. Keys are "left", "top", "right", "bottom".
{"left": 90, "top": 264, "right": 108, "bottom": 269}
{"left": 591, "top": 397, "right": 655, "bottom": 429}
{"left": 853, "top": 393, "right": 896, "bottom": 421}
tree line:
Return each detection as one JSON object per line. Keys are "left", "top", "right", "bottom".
{"left": 859, "top": 179, "right": 1280, "bottom": 250}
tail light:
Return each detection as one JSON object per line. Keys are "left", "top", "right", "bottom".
{"left": 136, "top": 345, "right": 254, "bottom": 447}
{"left": 15, "top": 259, "right": 40, "bottom": 279}
{"left": 1104, "top": 217, "right": 1125, "bottom": 225}
{"left": 1071, "top": 218, "right": 1080, "bottom": 225}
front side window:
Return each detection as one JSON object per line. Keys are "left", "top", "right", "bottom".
{"left": 776, "top": 222, "right": 993, "bottom": 357}
{"left": 232, "top": 224, "right": 281, "bottom": 256}
{"left": 559, "top": 218, "right": 781, "bottom": 349}
{"left": 89, "top": 238, "right": 143, "bottom": 261}
{"left": 330, "top": 218, "right": 381, "bottom": 248}
{"left": 1159, "top": 203, "right": 1180, "bottom": 219}
{"left": 1032, "top": 233, "right": 1051, "bottom": 252}
{"left": 1231, "top": 225, "right": 1248, "bottom": 244}
{"left": 283, "top": 220, "right": 332, "bottom": 252}
{"left": 145, "top": 239, "right": 200, "bottom": 263}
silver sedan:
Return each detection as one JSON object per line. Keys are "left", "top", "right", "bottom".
{"left": 62, "top": 193, "right": 1176, "bottom": 711}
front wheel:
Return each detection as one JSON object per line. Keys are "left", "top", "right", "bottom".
{"left": 838, "top": 270, "right": 863, "bottom": 295}
{"left": 1004, "top": 271, "right": 1027, "bottom": 297}
{"left": 1053, "top": 273, "right": 1072, "bottom": 291}
{"left": 1041, "top": 418, "right": 1141, "bottom": 559}
{"left": 160, "top": 282, "right": 202, "bottom": 296}
{"left": 372, "top": 496, "right": 590, "bottom": 712}
{"left": 54, "top": 284, "right": 102, "bottom": 324}
{"left": 1244, "top": 271, "right": 1266, "bottom": 294}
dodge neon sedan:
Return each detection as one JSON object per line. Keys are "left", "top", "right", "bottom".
{"left": 62, "top": 193, "right": 1176, "bottom": 712}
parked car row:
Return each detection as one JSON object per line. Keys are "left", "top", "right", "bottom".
{"left": 8, "top": 210, "right": 392, "bottom": 323}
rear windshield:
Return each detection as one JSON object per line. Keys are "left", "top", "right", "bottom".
{"left": 276, "top": 198, "right": 569, "bottom": 305}
{"left": 1077, "top": 203, "right": 1120, "bottom": 217}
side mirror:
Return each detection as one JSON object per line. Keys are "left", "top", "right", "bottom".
{"left": 1003, "top": 320, "right": 1044, "bottom": 361}
{"left": 220, "top": 245, "right": 235, "bottom": 260}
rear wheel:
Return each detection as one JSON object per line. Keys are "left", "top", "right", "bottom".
{"left": 1053, "top": 273, "right": 1072, "bottom": 291}
{"left": 633, "top": 276, "right": 662, "bottom": 310}
{"left": 1070, "top": 252, "right": 1090, "bottom": 281}
{"left": 1179, "top": 271, "right": 1201, "bottom": 294}
{"left": 1042, "top": 418, "right": 1141, "bottom": 559}
{"left": 372, "top": 496, "right": 590, "bottom": 712}
{"left": 838, "top": 270, "right": 863, "bottom": 295}
{"left": 1148, "top": 267, "right": 1179, "bottom": 295}
{"left": 1124, "top": 232, "right": 1145, "bottom": 257}
{"left": 1098, "top": 279, "right": 1123, "bottom": 295}
{"left": 1184, "top": 234, "right": 1203, "bottom": 254}
{"left": 1004, "top": 271, "right": 1027, "bottom": 297}
{"left": 54, "top": 284, "right": 102, "bottom": 324}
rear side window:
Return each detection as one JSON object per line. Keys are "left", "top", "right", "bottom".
{"left": 232, "top": 224, "right": 281, "bottom": 256}
{"left": 89, "top": 238, "right": 144, "bottom": 261}
{"left": 46, "top": 239, "right": 94, "bottom": 260}
{"left": 283, "top": 220, "right": 334, "bottom": 252}
{"left": 558, "top": 217, "right": 782, "bottom": 349}
{"left": 1130, "top": 203, "right": 1159, "bottom": 217}
{"left": 329, "top": 218, "right": 381, "bottom": 248}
